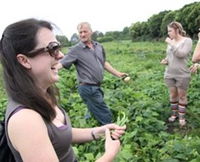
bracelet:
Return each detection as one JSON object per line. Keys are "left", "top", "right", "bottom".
{"left": 91, "top": 130, "right": 97, "bottom": 140}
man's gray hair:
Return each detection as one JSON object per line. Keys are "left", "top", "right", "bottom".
{"left": 77, "top": 22, "right": 92, "bottom": 32}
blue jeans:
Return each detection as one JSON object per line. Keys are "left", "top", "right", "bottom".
{"left": 78, "top": 85, "right": 112, "bottom": 125}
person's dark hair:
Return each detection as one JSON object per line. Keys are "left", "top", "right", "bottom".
{"left": 0, "top": 18, "right": 58, "bottom": 122}
{"left": 168, "top": 21, "right": 186, "bottom": 36}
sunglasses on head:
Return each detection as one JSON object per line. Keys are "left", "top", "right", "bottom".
{"left": 27, "top": 41, "right": 61, "bottom": 57}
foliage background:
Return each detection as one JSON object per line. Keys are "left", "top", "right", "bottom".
{"left": 1, "top": 40, "right": 200, "bottom": 161}
{"left": 0, "top": 41, "right": 195, "bottom": 161}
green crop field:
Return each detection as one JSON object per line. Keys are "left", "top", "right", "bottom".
{"left": 1, "top": 41, "right": 200, "bottom": 161}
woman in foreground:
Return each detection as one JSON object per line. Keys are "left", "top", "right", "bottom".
{"left": 0, "top": 18, "right": 125, "bottom": 162}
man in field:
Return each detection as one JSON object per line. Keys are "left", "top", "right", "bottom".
{"left": 60, "top": 22, "right": 126, "bottom": 125}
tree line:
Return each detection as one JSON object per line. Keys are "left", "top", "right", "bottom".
{"left": 57, "top": 1, "right": 200, "bottom": 46}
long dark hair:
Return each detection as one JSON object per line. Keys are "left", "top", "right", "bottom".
{"left": 0, "top": 18, "right": 58, "bottom": 122}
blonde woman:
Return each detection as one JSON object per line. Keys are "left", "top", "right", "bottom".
{"left": 161, "top": 21, "right": 192, "bottom": 127}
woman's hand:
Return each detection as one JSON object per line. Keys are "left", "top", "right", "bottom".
{"left": 165, "top": 37, "right": 173, "bottom": 45}
{"left": 96, "top": 128, "right": 120, "bottom": 162}
{"left": 190, "top": 63, "right": 200, "bottom": 73}
{"left": 160, "top": 58, "right": 168, "bottom": 65}
{"left": 92, "top": 123, "right": 126, "bottom": 140}
{"left": 104, "top": 128, "right": 121, "bottom": 160}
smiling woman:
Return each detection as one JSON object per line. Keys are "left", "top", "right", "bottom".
{"left": 0, "top": 18, "right": 126, "bottom": 162}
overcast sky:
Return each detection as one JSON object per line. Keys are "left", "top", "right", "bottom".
{"left": 0, "top": 0, "right": 199, "bottom": 39}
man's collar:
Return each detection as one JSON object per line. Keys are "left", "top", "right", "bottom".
{"left": 79, "top": 41, "right": 97, "bottom": 49}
